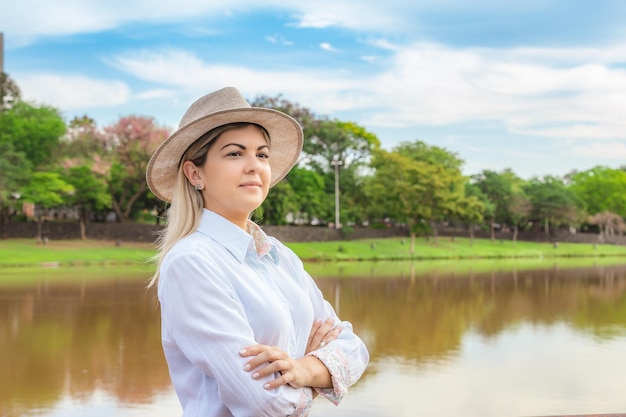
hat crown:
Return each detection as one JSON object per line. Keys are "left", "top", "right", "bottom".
{"left": 179, "top": 87, "right": 251, "bottom": 129}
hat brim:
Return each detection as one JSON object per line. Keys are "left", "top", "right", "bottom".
{"left": 146, "top": 107, "right": 303, "bottom": 203}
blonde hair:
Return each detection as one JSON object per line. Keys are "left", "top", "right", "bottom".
{"left": 148, "top": 123, "right": 269, "bottom": 288}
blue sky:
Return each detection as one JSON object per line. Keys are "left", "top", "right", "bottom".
{"left": 2, "top": 1, "right": 626, "bottom": 179}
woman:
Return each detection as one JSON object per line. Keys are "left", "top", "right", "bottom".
{"left": 146, "top": 87, "right": 369, "bottom": 417}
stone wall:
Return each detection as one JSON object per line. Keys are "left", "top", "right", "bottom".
{"left": 0, "top": 221, "right": 409, "bottom": 243}
{"left": 2, "top": 221, "right": 623, "bottom": 245}
{"left": 437, "top": 228, "right": 626, "bottom": 245}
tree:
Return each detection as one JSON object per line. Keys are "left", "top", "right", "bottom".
{"left": 305, "top": 121, "right": 380, "bottom": 226}
{"left": 0, "top": 142, "right": 32, "bottom": 228}
{"left": 283, "top": 167, "right": 326, "bottom": 224}
{"left": 502, "top": 171, "right": 531, "bottom": 243}
{"left": 20, "top": 172, "right": 74, "bottom": 242}
{"left": 62, "top": 165, "right": 111, "bottom": 239}
{"left": 472, "top": 170, "right": 514, "bottom": 240}
{"left": 56, "top": 115, "right": 109, "bottom": 163}
{"left": 252, "top": 95, "right": 380, "bottom": 227}
{"left": 365, "top": 149, "right": 435, "bottom": 253}
{"left": 0, "top": 101, "right": 66, "bottom": 169}
{"left": 0, "top": 72, "right": 21, "bottom": 111}
{"left": 365, "top": 144, "right": 467, "bottom": 251}
{"left": 258, "top": 180, "right": 298, "bottom": 225}
{"left": 524, "top": 176, "right": 582, "bottom": 235}
{"left": 250, "top": 94, "right": 317, "bottom": 136}
{"left": 103, "top": 115, "right": 169, "bottom": 222}
{"left": 304, "top": 119, "right": 380, "bottom": 173}
{"left": 588, "top": 211, "right": 624, "bottom": 236}
{"left": 457, "top": 183, "right": 487, "bottom": 245}
{"left": 569, "top": 166, "right": 626, "bottom": 219}
{"left": 392, "top": 141, "right": 467, "bottom": 242}
{"left": 508, "top": 191, "right": 532, "bottom": 243}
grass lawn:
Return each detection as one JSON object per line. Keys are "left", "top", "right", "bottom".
{"left": 285, "top": 236, "right": 626, "bottom": 261}
{"left": 2, "top": 236, "right": 626, "bottom": 268}
{"left": 0, "top": 238, "right": 156, "bottom": 267}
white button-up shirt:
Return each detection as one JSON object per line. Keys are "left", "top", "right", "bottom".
{"left": 158, "top": 209, "right": 369, "bottom": 416}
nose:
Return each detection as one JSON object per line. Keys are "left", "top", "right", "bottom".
{"left": 244, "top": 153, "right": 263, "bottom": 172}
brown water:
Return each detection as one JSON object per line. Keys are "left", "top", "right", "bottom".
{"left": 1, "top": 262, "right": 626, "bottom": 417}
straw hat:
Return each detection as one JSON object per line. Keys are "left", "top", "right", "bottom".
{"left": 146, "top": 87, "right": 303, "bottom": 203}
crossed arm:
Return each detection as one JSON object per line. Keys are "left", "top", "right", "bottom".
{"left": 240, "top": 318, "right": 342, "bottom": 390}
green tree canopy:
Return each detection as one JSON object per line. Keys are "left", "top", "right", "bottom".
{"left": 365, "top": 143, "right": 467, "bottom": 251}
{"left": 62, "top": 165, "right": 111, "bottom": 239}
{"left": 0, "top": 101, "right": 66, "bottom": 169}
{"left": 20, "top": 172, "right": 74, "bottom": 241}
{"left": 524, "top": 175, "right": 583, "bottom": 234}
{"left": 0, "top": 141, "right": 32, "bottom": 224}
{"left": 569, "top": 166, "right": 626, "bottom": 219}
{"left": 472, "top": 170, "right": 514, "bottom": 240}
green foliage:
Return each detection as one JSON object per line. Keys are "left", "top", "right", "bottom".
{"left": 285, "top": 167, "right": 326, "bottom": 223}
{"left": 0, "top": 72, "right": 21, "bottom": 110}
{"left": 524, "top": 175, "right": 583, "bottom": 233}
{"left": 569, "top": 166, "right": 626, "bottom": 219}
{"left": 20, "top": 172, "right": 74, "bottom": 210}
{"left": 0, "top": 101, "right": 66, "bottom": 169}
{"left": 62, "top": 165, "right": 111, "bottom": 217}
{"left": 304, "top": 119, "right": 380, "bottom": 173}
{"left": 260, "top": 180, "right": 299, "bottom": 225}
{"left": 366, "top": 149, "right": 437, "bottom": 235}
{"left": 1, "top": 79, "right": 622, "bottom": 237}
{"left": 0, "top": 142, "right": 32, "bottom": 223}
{"left": 366, "top": 141, "right": 472, "bottom": 243}
{"left": 472, "top": 170, "right": 514, "bottom": 227}
{"left": 395, "top": 140, "right": 463, "bottom": 171}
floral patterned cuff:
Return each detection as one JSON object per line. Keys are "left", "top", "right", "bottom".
{"left": 307, "top": 344, "right": 350, "bottom": 405}
{"left": 292, "top": 387, "right": 313, "bottom": 416}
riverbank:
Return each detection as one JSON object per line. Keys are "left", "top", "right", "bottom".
{"left": 2, "top": 237, "right": 626, "bottom": 268}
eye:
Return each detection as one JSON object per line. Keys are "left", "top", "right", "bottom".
{"left": 227, "top": 151, "right": 242, "bottom": 157}
{"left": 257, "top": 152, "right": 270, "bottom": 159}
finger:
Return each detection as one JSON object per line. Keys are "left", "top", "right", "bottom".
{"left": 241, "top": 346, "right": 286, "bottom": 372}
{"left": 307, "top": 318, "right": 323, "bottom": 347}
{"left": 323, "top": 325, "right": 343, "bottom": 344}
{"left": 239, "top": 344, "right": 269, "bottom": 357}
{"left": 311, "top": 318, "right": 335, "bottom": 347}
{"left": 262, "top": 371, "right": 295, "bottom": 390}
{"left": 250, "top": 359, "right": 289, "bottom": 381}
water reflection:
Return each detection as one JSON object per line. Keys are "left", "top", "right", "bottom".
{"left": 0, "top": 278, "right": 170, "bottom": 417}
{"left": 1, "top": 262, "right": 626, "bottom": 417}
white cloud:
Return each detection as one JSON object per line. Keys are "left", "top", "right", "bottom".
{"left": 569, "top": 142, "right": 626, "bottom": 159}
{"left": 264, "top": 34, "right": 294, "bottom": 46}
{"left": 357, "top": 42, "right": 626, "bottom": 140}
{"left": 16, "top": 73, "right": 129, "bottom": 110}
{"left": 319, "top": 42, "right": 339, "bottom": 52}
{"left": 101, "top": 40, "right": 626, "bottom": 142}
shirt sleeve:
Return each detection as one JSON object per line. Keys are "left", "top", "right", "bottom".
{"left": 275, "top": 240, "right": 370, "bottom": 405}
{"left": 159, "top": 250, "right": 312, "bottom": 417}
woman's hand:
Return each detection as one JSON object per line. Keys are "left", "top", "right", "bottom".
{"left": 306, "top": 318, "right": 342, "bottom": 355}
{"left": 240, "top": 345, "right": 331, "bottom": 389}
{"left": 239, "top": 318, "right": 341, "bottom": 390}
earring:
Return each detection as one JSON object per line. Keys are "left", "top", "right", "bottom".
{"left": 195, "top": 183, "right": 204, "bottom": 191}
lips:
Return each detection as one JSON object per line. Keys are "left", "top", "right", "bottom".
{"left": 240, "top": 182, "right": 262, "bottom": 187}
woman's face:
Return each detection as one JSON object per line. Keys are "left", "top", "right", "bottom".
{"left": 188, "top": 124, "right": 271, "bottom": 228}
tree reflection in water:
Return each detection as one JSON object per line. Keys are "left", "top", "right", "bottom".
{"left": 1, "top": 262, "right": 626, "bottom": 417}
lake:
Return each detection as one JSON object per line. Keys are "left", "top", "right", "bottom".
{"left": 1, "top": 260, "right": 626, "bottom": 417}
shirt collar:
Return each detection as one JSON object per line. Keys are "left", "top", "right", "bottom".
{"left": 197, "top": 209, "right": 278, "bottom": 264}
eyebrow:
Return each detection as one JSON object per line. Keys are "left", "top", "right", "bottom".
{"left": 220, "top": 143, "right": 270, "bottom": 151}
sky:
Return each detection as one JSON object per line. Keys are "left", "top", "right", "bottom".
{"left": 2, "top": 0, "right": 626, "bottom": 179}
